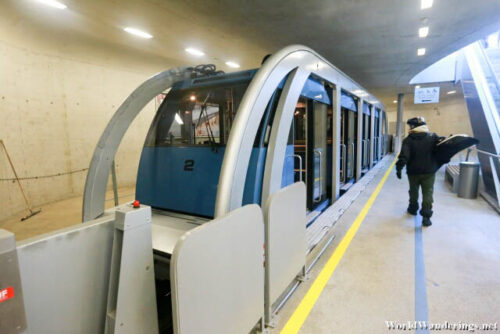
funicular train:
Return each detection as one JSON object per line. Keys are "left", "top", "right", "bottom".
{"left": 125, "top": 48, "right": 389, "bottom": 332}
{"left": 3, "top": 46, "right": 388, "bottom": 334}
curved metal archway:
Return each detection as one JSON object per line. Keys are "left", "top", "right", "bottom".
{"left": 82, "top": 67, "right": 191, "bottom": 222}
{"left": 215, "top": 45, "right": 385, "bottom": 217}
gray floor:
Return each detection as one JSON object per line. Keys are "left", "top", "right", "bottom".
{"left": 274, "top": 161, "right": 500, "bottom": 333}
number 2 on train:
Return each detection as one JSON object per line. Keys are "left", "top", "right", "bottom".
{"left": 184, "top": 160, "right": 194, "bottom": 171}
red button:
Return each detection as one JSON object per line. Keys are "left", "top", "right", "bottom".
{"left": 133, "top": 200, "right": 140, "bottom": 208}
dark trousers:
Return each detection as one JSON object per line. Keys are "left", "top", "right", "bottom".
{"left": 408, "top": 173, "right": 435, "bottom": 218}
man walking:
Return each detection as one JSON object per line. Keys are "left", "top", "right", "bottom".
{"left": 396, "top": 117, "right": 441, "bottom": 227}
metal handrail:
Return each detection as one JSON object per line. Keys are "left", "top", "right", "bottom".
{"left": 340, "top": 144, "right": 347, "bottom": 183}
{"left": 292, "top": 154, "right": 304, "bottom": 182}
{"left": 349, "top": 142, "right": 355, "bottom": 178}
{"left": 466, "top": 146, "right": 500, "bottom": 160}
{"left": 313, "top": 149, "right": 323, "bottom": 203}
{"left": 478, "top": 42, "right": 500, "bottom": 95}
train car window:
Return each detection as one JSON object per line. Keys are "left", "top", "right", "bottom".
{"left": 144, "top": 83, "right": 249, "bottom": 147}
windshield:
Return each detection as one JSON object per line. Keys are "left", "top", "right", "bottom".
{"left": 145, "top": 83, "right": 249, "bottom": 147}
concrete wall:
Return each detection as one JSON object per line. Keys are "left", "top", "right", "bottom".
{"left": 0, "top": 18, "right": 176, "bottom": 221}
{"left": 386, "top": 91, "right": 473, "bottom": 138}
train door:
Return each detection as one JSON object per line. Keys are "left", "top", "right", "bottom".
{"left": 340, "top": 107, "right": 357, "bottom": 191}
{"left": 293, "top": 98, "right": 330, "bottom": 211}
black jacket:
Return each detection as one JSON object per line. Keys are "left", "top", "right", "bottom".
{"left": 396, "top": 132, "right": 441, "bottom": 175}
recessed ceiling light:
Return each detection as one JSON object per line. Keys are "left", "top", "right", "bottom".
{"left": 225, "top": 61, "right": 240, "bottom": 68}
{"left": 417, "top": 48, "right": 426, "bottom": 56}
{"left": 393, "top": 100, "right": 397, "bottom": 103}
{"left": 123, "top": 27, "right": 153, "bottom": 39}
{"left": 447, "top": 90, "right": 456, "bottom": 94}
{"left": 415, "top": 85, "right": 421, "bottom": 89}
{"left": 34, "top": 0, "right": 67, "bottom": 9}
{"left": 185, "top": 48, "right": 205, "bottom": 56}
{"left": 419, "top": 26, "right": 429, "bottom": 38}
{"left": 421, "top": 0, "right": 433, "bottom": 10}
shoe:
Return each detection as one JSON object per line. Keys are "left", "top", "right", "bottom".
{"left": 407, "top": 206, "right": 418, "bottom": 216}
{"left": 422, "top": 218, "right": 432, "bottom": 227}
{"left": 407, "top": 208, "right": 417, "bottom": 216}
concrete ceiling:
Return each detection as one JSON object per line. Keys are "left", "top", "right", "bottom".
{"left": 4, "top": 0, "right": 500, "bottom": 106}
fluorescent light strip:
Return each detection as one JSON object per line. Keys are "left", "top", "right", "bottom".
{"left": 421, "top": 0, "right": 433, "bottom": 9}
{"left": 419, "top": 26, "right": 429, "bottom": 38}
{"left": 393, "top": 100, "right": 398, "bottom": 103}
{"left": 185, "top": 48, "right": 205, "bottom": 56}
{"left": 225, "top": 61, "right": 240, "bottom": 68}
{"left": 35, "top": 0, "right": 67, "bottom": 9}
{"left": 417, "top": 48, "right": 426, "bottom": 56}
{"left": 123, "top": 27, "right": 153, "bottom": 39}
{"left": 447, "top": 90, "right": 456, "bottom": 94}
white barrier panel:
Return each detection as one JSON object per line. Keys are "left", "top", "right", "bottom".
{"left": 264, "top": 182, "right": 306, "bottom": 322}
{"left": 16, "top": 213, "right": 116, "bottom": 333}
{"left": 171, "top": 205, "right": 264, "bottom": 334}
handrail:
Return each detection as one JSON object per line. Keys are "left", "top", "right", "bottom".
{"left": 349, "top": 142, "right": 355, "bottom": 178}
{"left": 467, "top": 146, "right": 500, "bottom": 160}
{"left": 478, "top": 42, "right": 500, "bottom": 95}
{"left": 340, "top": 144, "right": 347, "bottom": 183}
{"left": 313, "top": 149, "right": 323, "bottom": 203}
{"left": 292, "top": 154, "right": 303, "bottom": 182}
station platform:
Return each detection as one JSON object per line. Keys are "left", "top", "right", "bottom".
{"left": 273, "top": 157, "right": 500, "bottom": 333}
{"left": 1, "top": 156, "right": 498, "bottom": 334}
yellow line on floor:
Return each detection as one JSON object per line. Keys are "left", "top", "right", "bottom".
{"left": 280, "top": 157, "right": 397, "bottom": 334}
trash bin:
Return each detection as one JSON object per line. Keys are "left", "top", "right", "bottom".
{"left": 457, "top": 161, "right": 480, "bottom": 199}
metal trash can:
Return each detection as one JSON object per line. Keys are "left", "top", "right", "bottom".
{"left": 457, "top": 161, "right": 480, "bottom": 199}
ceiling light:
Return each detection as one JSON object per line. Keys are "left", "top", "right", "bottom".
{"left": 419, "top": 26, "right": 429, "bottom": 38}
{"left": 353, "top": 89, "right": 368, "bottom": 97}
{"left": 447, "top": 90, "right": 456, "bottom": 94}
{"left": 225, "top": 61, "right": 240, "bottom": 68}
{"left": 185, "top": 48, "right": 205, "bottom": 56}
{"left": 415, "top": 85, "right": 421, "bottom": 89}
{"left": 34, "top": 0, "right": 67, "bottom": 9}
{"left": 189, "top": 95, "right": 196, "bottom": 101}
{"left": 123, "top": 27, "right": 153, "bottom": 39}
{"left": 421, "top": 0, "right": 433, "bottom": 10}
{"left": 175, "top": 113, "right": 184, "bottom": 125}
{"left": 393, "top": 100, "right": 397, "bottom": 103}
{"left": 417, "top": 48, "right": 426, "bottom": 56}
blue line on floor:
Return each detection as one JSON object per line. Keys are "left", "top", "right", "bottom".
{"left": 414, "top": 215, "right": 430, "bottom": 333}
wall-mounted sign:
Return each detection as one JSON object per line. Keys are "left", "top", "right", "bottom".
{"left": 414, "top": 86, "right": 440, "bottom": 104}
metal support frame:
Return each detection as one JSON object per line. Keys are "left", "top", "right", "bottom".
{"left": 332, "top": 86, "right": 342, "bottom": 200}
{"left": 215, "top": 45, "right": 384, "bottom": 216}
{"left": 261, "top": 68, "right": 310, "bottom": 203}
{"left": 356, "top": 99, "right": 363, "bottom": 181}
{"left": 82, "top": 67, "right": 191, "bottom": 222}
{"left": 105, "top": 206, "right": 158, "bottom": 334}
{"left": 111, "top": 160, "right": 119, "bottom": 207}
{"left": 378, "top": 110, "right": 384, "bottom": 160}
{"left": 395, "top": 93, "right": 404, "bottom": 153}
{"left": 369, "top": 104, "right": 375, "bottom": 168}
